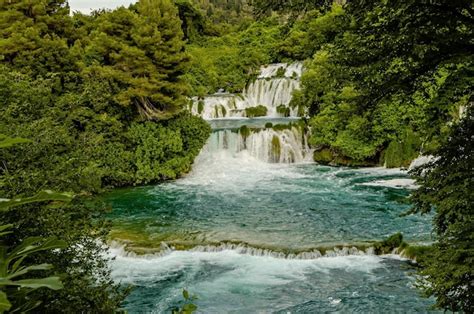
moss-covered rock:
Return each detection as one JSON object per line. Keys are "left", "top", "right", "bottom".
{"left": 374, "top": 232, "right": 404, "bottom": 254}
{"left": 313, "top": 148, "right": 334, "bottom": 165}
{"left": 239, "top": 125, "right": 250, "bottom": 138}
{"left": 276, "top": 104, "right": 291, "bottom": 117}
{"left": 245, "top": 105, "right": 267, "bottom": 117}
{"left": 197, "top": 100, "right": 204, "bottom": 114}
{"left": 271, "top": 135, "right": 281, "bottom": 162}
{"left": 400, "top": 244, "right": 433, "bottom": 260}
{"left": 276, "top": 66, "right": 286, "bottom": 78}
{"left": 265, "top": 122, "right": 273, "bottom": 128}
{"left": 313, "top": 147, "right": 378, "bottom": 167}
{"left": 383, "top": 129, "right": 422, "bottom": 168}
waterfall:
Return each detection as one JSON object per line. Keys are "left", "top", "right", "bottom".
{"left": 202, "top": 126, "right": 311, "bottom": 164}
{"left": 191, "top": 62, "right": 310, "bottom": 164}
{"left": 191, "top": 63, "right": 303, "bottom": 119}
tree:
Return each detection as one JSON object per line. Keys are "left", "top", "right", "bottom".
{"left": 410, "top": 108, "right": 473, "bottom": 312}
{"left": 291, "top": 1, "right": 473, "bottom": 166}
{"left": 0, "top": 136, "right": 69, "bottom": 313}
{"left": 0, "top": 0, "right": 74, "bottom": 76}
{"left": 82, "top": 0, "right": 190, "bottom": 120}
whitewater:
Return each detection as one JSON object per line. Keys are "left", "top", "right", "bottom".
{"left": 106, "top": 63, "right": 438, "bottom": 312}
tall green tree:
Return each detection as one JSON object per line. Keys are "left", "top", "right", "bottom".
{"left": 410, "top": 108, "right": 473, "bottom": 312}
{"left": 82, "top": 0, "right": 190, "bottom": 120}
{"left": 0, "top": 0, "right": 74, "bottom": 76}
{"left": 291, "top": 1, "right": 473, "bottom": 166}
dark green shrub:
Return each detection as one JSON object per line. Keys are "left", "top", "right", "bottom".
{"left": 245, "top": 105, "right": 267, "bottom": 118}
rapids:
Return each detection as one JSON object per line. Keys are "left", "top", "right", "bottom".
{"left": 107, "top": 63, "right": 438, "bottom": 312}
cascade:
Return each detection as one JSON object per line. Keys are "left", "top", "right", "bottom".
{"left": 203, "top": 126, "right": 311, "bottom": 163}
{"left": 191, "top": 62, "right": 303, "bottom": 119}
{"left": 190, "top": 62, "right": 310, "bottom": 164}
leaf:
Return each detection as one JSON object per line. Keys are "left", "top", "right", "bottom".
{"left": 0, "top": 224, "right": 13, "bottom": 237}
{"left": 13, "top": 276, "right": 64, "bottom": 290}
{"left": 182, "top": 289, "right": 189, "bottom": 300}
{"left": 8, "top": 263, "right": 54, "bottom": 280}
{"left": 9, "top": 237, "right": 67, "bottom": 260}
{"left": 182, "top": 303, "right": 197, "bottom": 313}
{"left": 0, "top": 134, "right": 31, "bottom": 149}
{"left": 0, "top": 190, "right": 74, "bottom": 212}
{"left": 0, "top": 291, "right": 12, "bottom": 312}
{"left": 0, "top": 225, "right": 12, "bottom": 232}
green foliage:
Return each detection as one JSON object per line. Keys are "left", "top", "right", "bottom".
{"left": 127, "top": 114, "right": 210, "bottom": 184}
{"left": 172, "top": 289, "right": 198, "bottom": 314}
{"left": 0, "top": 164, "right": 71, "bottom": 313}
{"left": 373, "top": 232, "right": 403, "bottom": 255}
{"left": 401, "top": 245, "right": 433, "bottom": 261}
{"left": 275, "top": 66, "right": 285, "bottom": 78}
{"left": 383, "top": 129, "right": 422, "bottom": 168}
{"left": 293, "top": 1, "right": 472, "bottom": 167}
{"left": 183, "top": 16, "right": 284, "bottom": 95}
{"left": 0, "top": 191, "right": 73, "bottom": 212}
{"left": 270, "top": 135, "right": 281, "bottom": 162}
{"left": 0, "top": 0, "right": 210, "bottom": 311}
{"left": 245, "top": 105, "right": 267, "bottom": 118}
{"left": 0, "top": 0, "right": 74, "bottom": 77}
{"left": 239, "top": 125, "right": 250, "bottom": 138}
{"left": 276, "top": 105, "right": 290, "bottom": 117}
{"left": 80, "top": 0, "right": 190, "bottom": 120}
{"left": 197, "top": 100, "right": 205, "bottom": 114}
{"left": 409, "top": 110, "right": 473, "bottom": 312}
{"left": 264, "top": 122, "right": 273, "bottom": 128}
{"left": 0, "top": 135, "right": 30, "bottom": 149}
{"left": 0, "top": 226, "right": 67, "bottom": 312}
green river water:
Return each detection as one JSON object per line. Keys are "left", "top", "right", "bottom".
{"left": 106, "top": 122, "right": 437, "bottom": 312}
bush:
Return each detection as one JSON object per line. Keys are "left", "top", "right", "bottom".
{"left": 245, "top": 105, "right": 268, "bottom": 117}
{"left": 276, "top": 104, "right": 291, "bottom": 117}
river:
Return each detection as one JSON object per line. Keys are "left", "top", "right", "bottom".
{"left": 106, "top": 64, "right": 438, "bottom": 313}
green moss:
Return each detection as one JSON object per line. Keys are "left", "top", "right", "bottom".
{"left": 265, "top": 122, "right": 273, "bottom": 128}
{"left": 239, "top": 125, "right": 250, "bottom": 138}
{"left": 276, "top": 104, "right": 291, "bottom": 117}
{"left": 271, "top": 135, "right": 281, "bottom": 162}
{"left": 276, "top": 66, "right": 286, "bottom": 78}
{"left": 297, "top": 105, "right": 305, "bottom": 117}
{"left": 245, "top": 105, "right": 267, "bottom": 118}
{"left": 313, "top": 148, "right": 334, "bottom": 165}
{"left": 221, "top": 105, "right": 227, "bottom": 117}
{"left": 374, "top": 232, "right": 403, "bottom": 254}
{"left": 401, "top": 244, "right": 433, "bottom": 260}
{"left": 197, "top": 100, "right": 204, "bottom": 114}
{"left": 384, "top": 129, "right": 422, "bottom": 168}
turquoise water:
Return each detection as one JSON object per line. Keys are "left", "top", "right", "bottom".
{"left": 107, "top": 150, "right": 437, "bottom": 312}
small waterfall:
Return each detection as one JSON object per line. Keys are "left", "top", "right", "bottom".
{"left": 110, "top": 240, "right": 374, "bottom": 260}
{"left": 244, "top": 78, "right": 300, "bottom": 117}
{"left": 258, "top": 62, "right": 304, "bottom": 79}
{"left": 203, "top": 126, "right": 311, "bottom": 164}
{"left": 191, "top": 63, "right": 303, "bottom": 119}
{"left": 190, "top": 62, "right": 310, "bottom": 164}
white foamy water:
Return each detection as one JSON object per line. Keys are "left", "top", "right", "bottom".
{"left": 110, "top": 248, "right": 384, "bottom": 297}
{"left": 361, "top": 178, "right": 417, "bottom": 189}
{"left": 204, "top": 127, "right": 311, "bottom": 163}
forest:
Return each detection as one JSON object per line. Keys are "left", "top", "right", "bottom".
{"left": 0, "top": 0, "right": 472, "bottom": 312}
